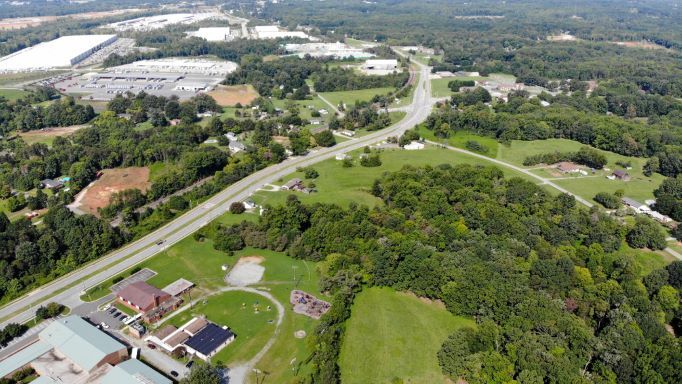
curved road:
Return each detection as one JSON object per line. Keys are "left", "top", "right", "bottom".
{"left": 0, "top": 61, "right": 434, "bottom": 328}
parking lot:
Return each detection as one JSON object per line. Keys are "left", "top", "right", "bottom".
{"left": 89, "top": 303, "right": 133, "bottom": 330}
{"left": 110, "top": 268, "right": 156, "bottom": 292}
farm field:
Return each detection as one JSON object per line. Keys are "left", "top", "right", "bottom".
{"left": 251, "top": 146, "right": 539, "bottom": 208}
{"left": 208, "top": 84, "right": 260, "bottom": 107}
{"left": 0, "top": 88, "right": 29, "bottom": 101}
{"left": 339, "top": 287, "right": 475, "bottom": 384}
{"left": 69, "top": 167, "right": 151, "bottom": 216}
{"left": 17, "top": 125, "right": 87, "bottom": 146}
{"left": 318, "top": 87, "right": 395, "bottom": 108}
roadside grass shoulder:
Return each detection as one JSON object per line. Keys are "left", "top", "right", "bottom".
{"left": 339, "top": 286, "right": 475, "bottom": 384}
{"left": 417, "top": 126, "right": 498, "bottom": 157}
{"left": 318, "top": 87, "right": 395, "bottom": 108}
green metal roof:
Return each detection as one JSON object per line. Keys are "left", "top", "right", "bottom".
{"left": 100, "top": 359, "right": 172, "bottom": 384}
{"left": 40, "top": 316, "right": 126, "bottom": 372}
{"left": 0, "top": 341, "right": 52, "bottom": 378}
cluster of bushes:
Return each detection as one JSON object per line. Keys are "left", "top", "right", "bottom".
{"left": 523, "top": 147, "right": 608, "bottom": 168}
{"left": 35, "top": 302, "right": 64, "bottom": 320}
{"left": 0, "top": 322, "right": 28, "bottom": 347}
{"left": 448, "top": 79, "right": 475, "bottom": 92}
{"left": 594, "top": 191, "right": 622, "bottom": 209}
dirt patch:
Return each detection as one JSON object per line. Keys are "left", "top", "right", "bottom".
{"left": 226, "top": 256, "right": 266, "bottom": 286}
{"left": 547, "top": 34, "right": 579, "bottom": 42}
{"left": 294, "top": 330, "right": 307, "bottom": 339}
{"left": 402, "top": 291, "right": 447, "bottom": 309}
{"left": 18, "top": 125, "right": 87, "bottom": 144}
{"left": 613, "top": 41, "right": 667, "bottom": 50}
{"left": 70, "top": 167, "right": 151, "bottom": 216}
{"left": 208, "top": 85, "right": 259, "bottom": 107}
{"left": 272, "top": 136, "right": 291, "bottom": 146}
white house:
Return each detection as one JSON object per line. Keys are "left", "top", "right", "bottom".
{"left": 404, "top": 141, "right": 425, "bottom": 150}
{"left": 228, "top": 141, "right": 246, "bottom": 153}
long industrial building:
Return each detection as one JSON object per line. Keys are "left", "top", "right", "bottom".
{"left": 0, "top": 35, "right": 117, "bottom": 72}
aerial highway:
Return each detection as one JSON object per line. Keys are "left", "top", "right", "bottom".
{"left": 0, "top": 61, "right": 434, "bottom": 328}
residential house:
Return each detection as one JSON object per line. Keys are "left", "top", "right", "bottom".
{"left": 40, "top": 179, "right": 64, "bottom": 190}
{"left": 613, "top": 170, "right": 631, "bottom": 181}
{"left": 556, "top": 162, "right": 580, "bottom": 174}
{"left": 228, "top": 140, "right": 246, "bottom": 153}
{"left": 281, "top": 178, "right": 303, "bottom": 191}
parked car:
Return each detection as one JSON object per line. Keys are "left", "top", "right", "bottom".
{"left": 185, "top": 361, "right": 194, "bottom": 369}
{"left": 108, "top": 307, "right": 116, "bottom": 314}
{"left": 121, "top": 316, "right": 129, "bottom": 323}
{"left": 170, "top": 371, "right": 178, "bottom": 377}
{"left": 100, "top": 322, "right": 109, "bottom": 329}
{"left": 147, "top": 343, "right": 156, "bottom": 350}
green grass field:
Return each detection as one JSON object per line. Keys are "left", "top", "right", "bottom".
{"left": 168, "top": 290, "right": 278, "bottom": 365}
{"left": 0, "top": 88, "right": 29, "bottom": 101}
{"left": 612, "top": 244, "right": 676, "bottom": 277}
{"left": 318, "top": 87, "right": 395, "bottom": 108}
{"left": 252, "top": 146, "right": 539, "bottom": 208}
{"left": 430, "top": 76, "right": 485, "bottom": 98}
{"left": 497, "top": 139, "right": 665, "bottom": 201}
{"left": 339, "top": 287, "right": 475, "bottom": 384}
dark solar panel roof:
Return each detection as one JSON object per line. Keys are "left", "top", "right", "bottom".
{"left": 184, "top": 323, "right": 234, "bottom": 355}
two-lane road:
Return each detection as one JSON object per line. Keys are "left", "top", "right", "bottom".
{"left": 0, "top": 62, "right": 434, "bottom": 328}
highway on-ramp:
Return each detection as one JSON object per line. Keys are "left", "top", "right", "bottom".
{"left": 0, "top": 61, "right": 434, "bottom": 328}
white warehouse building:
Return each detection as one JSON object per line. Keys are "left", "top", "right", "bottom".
{"left": 186, "top": 27, "right": 233, "bottom": 42}
{"left": 0, "top": 35, "right": 117, "bottom": 72}
{"left": 363, "top": 59, "right": 399, "bottom": 70}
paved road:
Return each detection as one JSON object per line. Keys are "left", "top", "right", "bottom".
{"left": 0, "top": 61, "right": 434, "bottom": 329}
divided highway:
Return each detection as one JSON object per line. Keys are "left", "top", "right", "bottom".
{"left": 0, "top": 62, "right": 434, "bottom": 328}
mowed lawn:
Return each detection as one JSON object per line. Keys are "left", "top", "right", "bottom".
{"left": 340, "top": 287, "right": 474, "bottom": 384}
{"left": 252, "top": 146, "right": 539, "bottom": 208}
{"left": 0, "top": 88, "right": 29, "bottom": 101}
{"left": 318, "top": 87, "right": 395, "bottom": 108}
{"left": 430, "top": 76, "right": 484, "bottom": 98}
{"left": 167, "top": 290, "right": 278, "bottom": 365}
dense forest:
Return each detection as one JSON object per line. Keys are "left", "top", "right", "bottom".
{"left": 207, "top": 163, "right": 681, "bottom": 383}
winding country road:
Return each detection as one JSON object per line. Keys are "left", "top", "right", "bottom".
{"left": 0, "top": 60, "right": 433, "bottom": 329}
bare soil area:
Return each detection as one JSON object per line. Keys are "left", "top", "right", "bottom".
{"left": 70, "top": 167, "right": 151, "bottom": 216}
{"left": 208, "top": 85, "right": 260, "bottom": 107}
